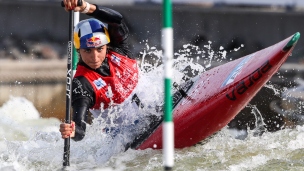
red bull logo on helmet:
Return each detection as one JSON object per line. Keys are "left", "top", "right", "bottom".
{"left": 86, "top": 36, "right": 103, "bottom": 48}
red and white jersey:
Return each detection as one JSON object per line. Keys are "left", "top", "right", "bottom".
{"left": 74, "top": 51, "right": 138, "bottom": 110}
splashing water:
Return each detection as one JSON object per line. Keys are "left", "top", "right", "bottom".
{"left": 1, "top": 42, "right": 304, "bottom": 170}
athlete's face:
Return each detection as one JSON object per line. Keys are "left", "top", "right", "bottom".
{"left": 79, "top": 45, "right": 107, "bottom": 69}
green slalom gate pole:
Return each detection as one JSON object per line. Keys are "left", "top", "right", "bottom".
{"left": 162, "top": 0, "right": 174, "bottom": 170}
{"left": 72, "top": 11, "right": 79, "bottom": 77}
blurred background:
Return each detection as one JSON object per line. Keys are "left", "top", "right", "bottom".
{"left": 1, "top": 0, "right": 304, "bottom": 132}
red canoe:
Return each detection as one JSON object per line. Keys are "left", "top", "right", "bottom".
{"left": 135, "top": 32, "right": 300, "bottom": 150}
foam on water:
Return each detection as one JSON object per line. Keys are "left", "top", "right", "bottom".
{"left": 0, "top": 96, "right": 60, "bottom": 141}
{"left": 1, "top": 42, "right": 304, "bottom": 170}
{"left": 0, "top": 97, "right": 62, "bottom": 170}
{"left": 95, "top": 125, "right": 304, "bottom": 170}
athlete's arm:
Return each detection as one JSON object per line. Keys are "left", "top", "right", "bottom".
{"left": 71, "top": 106, "right": 89, "bottom": 141}
{"left": 70, "top": 76, "right": 95, "bottom": 141}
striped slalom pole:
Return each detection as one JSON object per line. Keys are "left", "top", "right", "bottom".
{"left": 162, "top": 0, "right": 174, "bottom": 170}
{"left": 72, "top": 11, "right": 79, "bottom": 77}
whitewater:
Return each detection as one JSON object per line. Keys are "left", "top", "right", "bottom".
{"left": 1, "top": 42, "right": 304, "bottom": 171}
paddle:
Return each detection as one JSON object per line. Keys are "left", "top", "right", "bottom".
{"left": 61, "top": 0, "right": 82, "bottom": 167}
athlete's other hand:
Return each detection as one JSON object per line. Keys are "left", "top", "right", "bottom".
{"left": 62, "top": 0, "right": 86, "bottom": 12}
{"left": 59, "top": 121, "right": 75, "bottom": 139}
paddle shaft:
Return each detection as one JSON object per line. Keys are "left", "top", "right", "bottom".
{"left": 62, "top": 0, "right": 82, "bottom": 167}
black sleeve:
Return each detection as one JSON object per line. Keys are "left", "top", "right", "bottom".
{"left": 71, "top": 76, "right": 95, "bottom": 141}
{"left": 71, "top": 106, "right": 89, "bottom": 141}
{"left": 71, "top": 76, "right": 94, "bottom": 107}
{"left": 87, "top": 6, "right": 123, "bottom": 24}
{"left": 87, "top": 5, "right": 133, "bottom": 58}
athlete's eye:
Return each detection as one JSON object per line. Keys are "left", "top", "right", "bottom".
{"left": 84, "top": 48, "right": 91, "bottom": 53}
{"left": 97, "top": 47, "right": 103, "bottom": 52}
